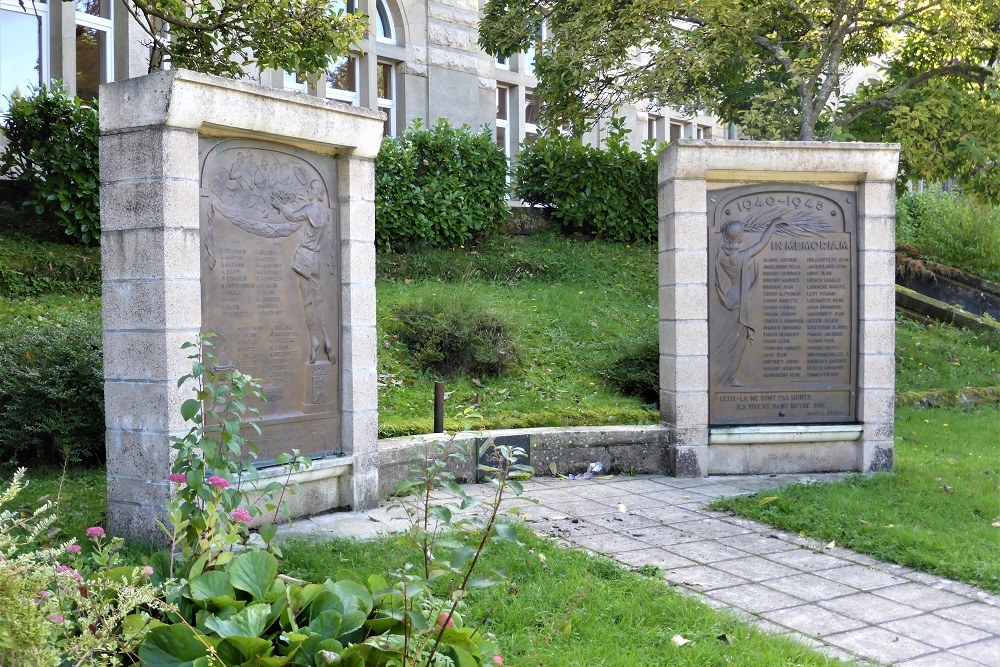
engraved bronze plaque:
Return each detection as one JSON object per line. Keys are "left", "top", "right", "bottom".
{"left": 200, "top": 139, "right": 341, "bottom": 463}
{"left": 707, "top": 184, "right": 858, "bottom": 425}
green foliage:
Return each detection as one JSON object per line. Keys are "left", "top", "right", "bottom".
{"left": 896, "top": 188, "right": 1000, "bottom": 281}
{"left": 0, "top": 234, "right": 101, "bottom": 298}
{"left": 0, "top": 314, "right": 104, "bottom": 465}
{"left": 0, "top": 85, "right": 100, "bottom": 244}
{"left": 604, "top": 338, "right": 659, "bottom": 406}
{"left": 126, "top": 0, "right": 367, "bottom": 79}
{"left": 480, "top": 0, "right": 999, "bottom": 198}
{"left": 514, "top": 120, "right": 658, "bottom": 242}
{"left": 392, "top": 297, "right": 517, "bottom": 378}
{"left": 376, "top": 119, "right": 509, "bottom": 250}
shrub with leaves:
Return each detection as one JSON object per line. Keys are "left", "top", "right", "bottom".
{"left": 0, "top": 85, "right": 100, "bottom": 245}
{"left": 0, "top": 313, "right": 104, "bottom": 465}
{"left": 514, "top": 118, "right": 658, "bottom": 242}
{"left": 896, "top": 188, "right": 1000, "bottom": 281}
{"left": 393, "top": 297, "right": 517, "bottom": 377}
{"left": 376, "top": 118, "right": 509, "bottom": 250}
{"left": 604, "top": 338, "right": 659, "bottom": 406}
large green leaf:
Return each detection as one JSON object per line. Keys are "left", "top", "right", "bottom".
{"left": 216, "top": 635, "right": 274, "bottom": 664}
{"left": 190, "top": 570, "right": 236, "bottom": 603}
{"left": 304, "top": 609, "right": 342, "bottom": 638}
{"left": 138, "top": 624, "right": 214, "bottom": 667}
{"left": 229, "top": 550, "right": 279, "bottom": 600}
{"left": 203, "top": 603, "right": 273, "bottom": 638}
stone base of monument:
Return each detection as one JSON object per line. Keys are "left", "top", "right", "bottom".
{"left": 659, "top": 140, "right": 900, "bottom": 478}
{"left": 100, "top": 70, "right": 383, "bottom": 541}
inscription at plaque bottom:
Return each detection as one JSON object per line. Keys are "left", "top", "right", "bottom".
{"left": 707, "top": 185, "right": 858, "bottom": 425}
{"left": 200, "top": 139, "right": 341, "bottom": 462}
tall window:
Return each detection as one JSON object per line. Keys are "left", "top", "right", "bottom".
{"left": 377, "top": 60, "right": 395, "bottom": 136}
{"left": 524, "top": 91, "right": 539, "bottom": 144}
{"left": 326, "top": 55, "right": 359, "bottom": 105}
{"left": 74, "top": 0, "right": 113, "bottom": 101}
{"left": 496, "top": 86, "right": 510, "bottom": 158}
{"left": 524, "top": 21, "right": 549, "bottom": 77}
{"left": 647, "top": 113, "right": 664, "bottom": 143}
{"left": 0, "top": 0, "right": 47, "bottom": 113}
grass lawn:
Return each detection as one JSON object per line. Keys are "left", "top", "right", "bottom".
{"left": 282, "top": 529, "right": 848, "bottom": 667}
{"left": 895, "top": 317, "right": 1000, "bottom": 393}
{"left": 712, "top": 405, "right": 1000, "bottom": 592}
{"left": 377, "top": 233, "right": 660, "bottom": 436}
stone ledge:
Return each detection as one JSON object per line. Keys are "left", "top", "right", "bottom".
{"left": 710, "top": 424, "right": 864, "bottom": 445}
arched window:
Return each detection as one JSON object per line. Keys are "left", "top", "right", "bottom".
{"left": 375, "top": 0, "right": 394, "bottom": 43}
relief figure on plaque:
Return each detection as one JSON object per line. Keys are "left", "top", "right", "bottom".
{"left": 203, "top": 146, "right": 337, "bottom": 368}
{"left": 714, "top": 217, "right": 784, "bottom": 386}
{"left": 272, "top": 179, "right": 336, "bottom": 365}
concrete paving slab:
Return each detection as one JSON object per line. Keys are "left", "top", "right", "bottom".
{"left": 762, "top": 604, "right": 866, "bottom": 638}
{"left": 663, "top": 565, "right": 750, "bottom": 591}
{"left": 765, "top": 572, "right": 860, "bottom": 601}
{"left": 882, "top": 613, "right": 991, "bottom": 649}
{"left": 820, "top": 592, "right": 924, "bottom": 624}
{"left": 875, "top": 583, "right": 975, "bottom": 612}
{"left": 934, "top": 603, "right": 1000, "bottom": 634}
{"left": 824, "top": 626, "right": 936, "bottom": 663}
{"left": 949, "top": 637, "right": 1000, "bottom": 665}
{"left": 819, "top": 564, "right": 910, "bottom": 591}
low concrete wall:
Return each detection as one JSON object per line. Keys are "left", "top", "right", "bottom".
{"left": 377, "top": 425, "right": 668, "bottom": 498}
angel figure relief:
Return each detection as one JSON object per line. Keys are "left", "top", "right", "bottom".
{"left": 204, "top": 150, "right": 336, "bottom": 366}
{"left": 713, "top": 207, "right": 834, "bottom": 387}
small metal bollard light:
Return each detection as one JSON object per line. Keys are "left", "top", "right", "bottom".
{"left": 433, "top": 381, "right": 445, "bottom": 433}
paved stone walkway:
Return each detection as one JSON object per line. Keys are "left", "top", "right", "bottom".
{"left": 283, "top": 474, "right": 1000, "bottom": 666}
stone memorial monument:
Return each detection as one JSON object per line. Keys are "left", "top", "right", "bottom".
{"left": 659, "top": 141, "right": 899, "bottom": 476}
{"left": 100, "top": 70, "right": 383, "bottom": 539}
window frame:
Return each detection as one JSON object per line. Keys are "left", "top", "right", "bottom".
{"left": 0, "top": 0, "right": 50, "bottom": 112}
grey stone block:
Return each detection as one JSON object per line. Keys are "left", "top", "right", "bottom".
{"left": 100, "top": 178, "right": 200, "bottom": 232}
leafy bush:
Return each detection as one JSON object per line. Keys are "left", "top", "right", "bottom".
{"left": 376, "top": 118, "right": 509, "bottom": 250}
{"left": 896, "top": 188, "right": 1000, "bottom": 281}
{"left": 0, "top": 85, "right": 100, "bottom": 245}
{"left": 0, "top": 314, "right": 104, "bottom": 465}
{"left": 604, "top": 338, "right": 659, "bottom": 406}
{"left": 514, "top": 118, "right": 658, "bottom": 242}
{"left": 393, "top": 297, "right": 517, "bottom": 377}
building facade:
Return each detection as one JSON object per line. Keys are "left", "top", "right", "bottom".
{"left": 1, "top": 0, "right": 725, "bottom": 158}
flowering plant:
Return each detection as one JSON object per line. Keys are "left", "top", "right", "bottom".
{"left": 162, "top": 336, "right": 309, "bottom": 577}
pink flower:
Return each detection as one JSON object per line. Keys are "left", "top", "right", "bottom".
{"left": 230, "top": 508, "right": 252, "bottom": 523}
{"left": 143, "top": 566, "right": 154, "bottom": 576}
{"left": 493, "top": 657, "right": 504, "bottom": 665}
{"left": 436, "top": 613, "right": 455, "bottom": 629}
{"left": 49, "top": 614, "right": 65, "bottom": 625}
{"left": 37, "top": 590, "right": 51, "bottom": 599}
{"left": 168, "top": 473, "right": 186, "bottom": 484}
{"left": 85, "top": 526, "right": 105, "bottom": 539}
{"left": 66, "top": 544, "right": 81, "bottom": 554}
{"left": 55, "top": 565, "right": 81, "bottom": 581}
{"left": 207, "top": 476, "right": 230, "bottom": 489}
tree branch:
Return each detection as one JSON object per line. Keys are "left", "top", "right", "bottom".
{"left": 837, "top": 63, "right": 992, "bottom": 128}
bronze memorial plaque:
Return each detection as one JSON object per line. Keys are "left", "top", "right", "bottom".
{"left": 200, "top": 139, "right": 341, "bottom": 463}
{"left": 707, "top": 184, "right": 858, "bottom": 425}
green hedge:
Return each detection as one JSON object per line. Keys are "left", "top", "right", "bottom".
{"left": 897, "top": 188, "right": 1000, "bottom": 281}
{"left": 0, "top": 234, "right": 101, "bottom": 298}
{"left": 514, "top": 120, "right": 658, "bottom": 242}
{"left": 0, "top": 313, "right": 104, "bottom": 465}
{"left": 375, "top": 118, "right": 509, "bottom": 250}
{"left": 0, "top": 86, "right": 100, "bottom": 245}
